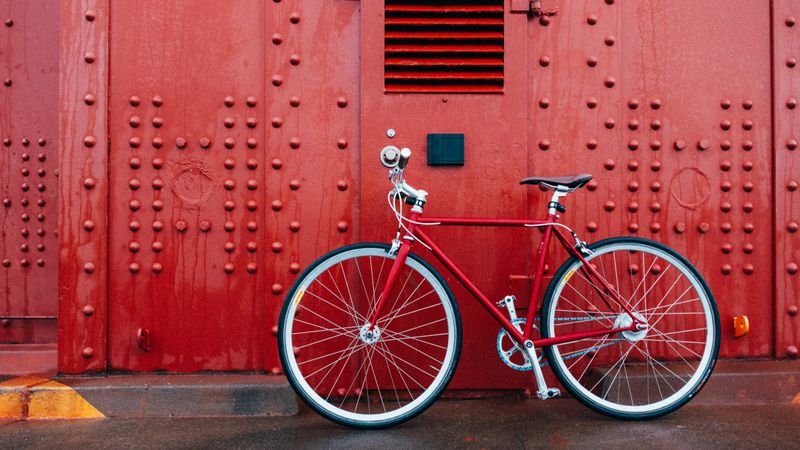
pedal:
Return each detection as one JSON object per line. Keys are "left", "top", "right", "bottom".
{"left": 536, "top": 388, "right": 561, "bottom": 400}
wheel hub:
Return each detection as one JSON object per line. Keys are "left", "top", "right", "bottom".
{"left": 359, "top": 323, "right": 381, "bottom": 345}
{"left": 614, "top": 312, "right": 648, "bottom": 342}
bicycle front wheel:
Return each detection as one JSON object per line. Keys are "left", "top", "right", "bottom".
{"left": 541, "top": 237, "right": 719, "bottom": 419}
{"left": 278, "top": 243, "right": 461, "bottom": 428}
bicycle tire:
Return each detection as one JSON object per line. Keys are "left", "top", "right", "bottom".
{"left": 278, "top": 243, "right": 462, "bottom": 428}
{"left": 541, "top": 237, "right": 720, "bottom": 419}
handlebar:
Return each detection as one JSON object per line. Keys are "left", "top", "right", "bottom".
{"left": 397, "top": 147, "right": 411, "bottom": 170}
{"left": 381, "top": 146, "right": 428, "bottom": 211}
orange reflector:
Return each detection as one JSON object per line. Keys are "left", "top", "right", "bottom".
{"left": 733, "top": 315, "right": 750, "bottom": 338}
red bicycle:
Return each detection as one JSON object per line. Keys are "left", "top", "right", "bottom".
{"left": 279, "top": 147, "right": 720, "bottom": 428}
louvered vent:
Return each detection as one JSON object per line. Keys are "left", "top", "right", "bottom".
{"left": 384, "top": 0, "right": 504, "bottom": 93}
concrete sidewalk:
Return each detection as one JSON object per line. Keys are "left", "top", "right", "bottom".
{"left": 0, "top": 359, "right": 798, "bottom": 420}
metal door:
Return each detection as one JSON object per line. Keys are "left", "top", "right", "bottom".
{"left": 526, "top": 0, "right": 773, "bottom": 358}
{"left": 360, "top": 1, "right": 534, "bottom": 389}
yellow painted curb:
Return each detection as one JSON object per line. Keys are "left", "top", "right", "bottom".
{"left": 0, "top": 376, "right": 104, "bottom": 420}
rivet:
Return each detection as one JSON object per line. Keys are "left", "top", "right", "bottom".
{"left": 698, "top": 222, "right": 710, "bottom": 233}
{"left": 674, "top": 222, "right": 686, "bottom": 234}
{"left": 721, "top": 222, "right": 732, "bottom": 233}
{"left": 83, "top": 178, "right": 96, "bottom": 189}
{"left": 627, "top": 160, "right": 638, "bottom": 171}
{"left": 603, "top": 159, "right": 615, "bottom": 170}
{"left": 224, "top": 137, "right": 236, "bottom": 149}
{"left": 743, "top": 181, "right": 754, "bottom": 192}
{"left": 743, "top": 243, "right": 754, "bottom": 254}
{"left": 587, "top": 15, "right": 598, "bottom": 25}
{"left": 787, "top": 138, "right": 798, "bottom": 150}
{"left": 246, "top": 96, "right": 257, "bottom": 107}
{"left": 289, "top": 263, "right": 301, "bottom": 274}
{"left": 224, "top": 158, "right": 236, "bottom": 170}
{"left": 789, "top": 57, "right": 798, "bottom": 68}
{"left": 603, "top": 201, "right": 615, "bottom": 212}
{"left": 539, "top": 98, "right": 550, "bottom": 109}
{"left": 336, "top": 180, "right": 348, "bottom": 191}
{"left": 271, "top": 284, "right": 283, "bottom": 295}
{"left": 83, "top": 136, "right": 97, "bottom": 148}
{"left": 21, "top": 138, "right": 31, "bottom": 147}
{"left": 650, "top": 120, "right": 662, "bottom": 131}
{"left": 247, "top": 242, "right": 258, "bottom": 253}
{"left": 721, "top": 264, "right": 732, "bottom": 275}
{"left": 650, "top": 99, "right": 662, "bottom": 110}
{"left": 586, "top": 139, "right": 598, "bottom": 150}
{"left": 721, "top": 181, "right": 732, "bottom": 192}
{"left": 83, "top": 262, "right": 96, "bottom": 274}
{"left": 604, "top": 118, "right": 615, "bottom": 129}
{"left": 604, "top": 35, "right": 615, "bottom": 46}
{"left": 3, "top": 79, "right": 11, "bottom": 87}
{"left": 586, "top": 180, "right": 598, "bottom": 191}
{"left": 176, "top": 137, "right": 187, "bottom": 149}
{"left": 224, "top": 221, "right": 235, "bottom": 232}
{"left": 743, "top": 222, "right": 755, "bottom": 233}
{"left": 743, "top": 100, "right": 754, "bottom": 110}
{"left": 152, "top": 242, "right": 164, "bottom": 253}
{"left": 84, "top": 94, "right": 96, "bottom": 105}
{"left": 224, "top": 179, "right": 236, "bottom": 190}
{"left": 788, "top": 221, "right": 799, "bottom": 233}
{"left": 224, "top": 96, "right": 235, "bottom": 107}
{"left": 129, "top": 95, "right": 141, "bottom": 107}
{"left": 743, "top": 140, "right": 754, "bottom": 151}
{"left": 83, "top": 347, "right": 94, "bottom": 358}
{"left": 152, "top": 263, "right": 163, "bottom": 274}
{"left": 272, "top": 159, "right": 283, "bottom": 170}
{"left": 2, "top": 198, "right": 9, "bottom": 207}
{"left": 288, "top": 137, "right": 301, "bottom": 149}
{"left": 84, "top": 52, "right": 96, "bottom": 64}
{"left": 722, "top": 243, "right": 732, "bottom": 254}
{"left": 247, "top": 200, "right": 258, "bottom": 211}
{"left": 650, "top": 161, "right": 661, "bottom": 172}
{"left": 129, "top": 200, "right": 141, "bottom": 211}
{"left": 247, "top": 221, "right": 258, "bottom": 232}
{"left": 247, "top": 179, "right": 258, "bottom": 190}
{"left": 272, "top": 75, "right": 283, "bottom": 87}
{"left": 129, "top": 262, "right": 140, "bottom": 274}
{"left": 85, "top": 10, "right": 96, "bottom": 21}
{"left": 586, "top": 221, "right": 598, "bottom": 232}
{"left": 627, "top": 202, "right": 639, "bottom": 212}
{"left": 272, "top": 200, "right": 283, "bottom": 211}
{"left": 128, "top": 241, "right": 140, "bottom": 253}
{"left": 224, "top": 242, "right": 235, "bottom": 253}
{"left": 787, "top": 263, "right": 799, "bottom": 275}
{"left": 789, "top": 305, "right": 798, "bottom": 316}
{"left": 151, "top": 137, "right": 163, "bottom": 149}
{"left": 21, "top": 168, "right": 29, "bottom": 177}
{"left": 152, "top": 95, "right": 163, "bottom": 107}
{"left": 152, "top": 220, "right": 164, "bottom": 232}
{"left": 337, "top": 138, "right": 349, "bottom": 149}
{"left": 246, "top": 159, "right": 258, "bottom": 170}
{"left": 290, "top": 12, "right": 301, "bottom": 24}
{"left": 650, "top": 223, "right": 662, "bottom": 233}
{"left": 337, "top": 97, "right": 348, "bottom": 108}
{"left": 246, "top": 263, "right": 257, "bottom": 274}
{"left": 720, "top": 99, "right": 731, "bottom": 109}
{"left": 743, "top": 264, "right": 754, "bottom": 275}
{"left": 628, "top": 223, "right": 639, "bottom": 233}
{"left": 787, "top": 16, "right": 797, "bottom": 27}
{"left": 83, "top": 305, "right": 95, "bottom": 317}
{"left": 224, "top": 200, "right": 235, "bottom": 211}
{"left": 741, "top": 160, "right": 754, "bottom": 172}
{"left": 224, "top": 263, "right": 235, "bottom": 274}
{"left": 586, "top": 56, "right": 598, "bottom": 67}
{"left": 604, "top": 76, "right": 616, "bottom": 88}
{"left": 2, "top": 138, "right": 10, "bottom": 147}
{"left": 650, "top": 140, "right": 662, "bottom": 151}
{"left": 248, "top": 117, "right": 260, "bottom": 128}
{"left": 247, "top": 138, "right": 258, "bottom": 149}
{"left": 129, "top": 220, "right": 141, "bottom": 232}
{"left": 627, "top": 119, "right": 638, "bottom": 130}
{"left": 650, "top": 202, "right": 662, "bottom": 213}
{"left": 539, "top": 15, "right": 551, "bottom": 26}
{"left": 152, "top": 117, "right": 164, "bottom": 128}
{"left": 539, "top": 139, "right": 551, "bottom": 150}
{"left": 199, "top": 221, "right": 212, "bottom": 232}
{"left": 152, "top": 158, "right": 164, "bottom": 169}
{"left": 538, "top": 55, "right": 551, "bottom": 67}
{"left": 720, "top": 140, "right": 732, "bottom": 151}
{"left": 628, "top": 139, "right": 639, "bottom": 151}
{"left": 697, "top": 139, "right": 710, "bottom": 151}
{"left": 21, "top": 183, "right": 29, "bottom": 192}
{"left": 627, "top": 181, "right": 639, "bottom": 192}
{"left": 721, "top": 201, "right": 732, "bottom": 212}
{"left": 289, "top": 96, "right": 300, "bottom": 107}
{"left": 200, "top": 137, "right": 211, "bottom": 148}
{"left": 720, "top": 120, "right": 732, "bottom": 130}
{"left": 337, "top": 221, "right": 349, "bottom": 232}
{"left": 152, "top": 178, "right": 164, "bottom": 190}
{"left": 789, "top": 346, "right": 799, "bottom": 358}
{"left": 175, "top": 220, "right": 188, "bottom": 232}
{"left": 129, "top": 137, "right": 141, "bottom": 148}
{"left": 128, "top": 178, "right": 141, "bottom": 190}
{"left": 288, "top": 221, "right": 302, "bottom": 233}
{"left": 272, "top": 33, "right": 283, "bottom": 45}
{"left": 272, "top": 242, "right": 284, "bottom": 253}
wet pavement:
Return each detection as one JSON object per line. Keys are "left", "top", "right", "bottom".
{"left": 1, "top": 396, "right": 798, "bottom": 449}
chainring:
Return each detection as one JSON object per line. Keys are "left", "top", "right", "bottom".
{"left": 496, "top": 318, "right": 541, "bottom": 371}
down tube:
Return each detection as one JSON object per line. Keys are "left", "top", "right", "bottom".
{"left": 412, "top": 228, "right": 526, "bottom": 344}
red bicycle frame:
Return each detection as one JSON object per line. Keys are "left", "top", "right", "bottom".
{"left": 369, "top": 210, "right": 643, "bottom": 351}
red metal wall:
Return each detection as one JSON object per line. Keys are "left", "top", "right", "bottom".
{"left": 42, "top": 0, "right": 798, "bottom": 379}
{"left": 0, "top": 0, "right": 59, "bottom": 346}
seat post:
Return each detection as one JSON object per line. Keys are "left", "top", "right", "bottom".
{"left": 547, "top": 186, "right": 570, "bottom": 217}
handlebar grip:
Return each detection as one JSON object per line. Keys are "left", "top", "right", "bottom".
{"left": 398, "top": 147, "right": 411, "bottom": 170}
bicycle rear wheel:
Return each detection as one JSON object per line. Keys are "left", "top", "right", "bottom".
{"left": 278, "top": 243, "right": 461, "bottom": 428}
{"left": 541, "top": 237, "right": 719, "bottom": 419}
